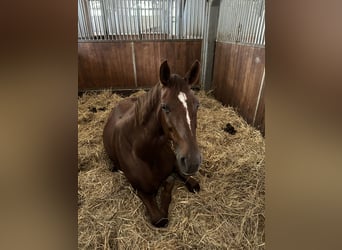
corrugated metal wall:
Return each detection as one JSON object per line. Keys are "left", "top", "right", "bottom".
{"left": 212, "top": 0, "right": 265, "bottom": 134}
{"left": 217, "top": 0, "right": 265, "bottom": 46}
{"left": 78, "top": 0, "right": 207, "bottom": 41}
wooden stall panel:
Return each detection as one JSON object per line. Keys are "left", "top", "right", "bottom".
{"left": 79, "top": 41, "right": 202, "bottom": 90}
{"left": 212, "top": 43, "right": 265, "bottom": 126}
{"left": 134, "top": 41, "right": 202, "bottom": 87}
{"left": 78, "top": 42, "right": 135, "bottom": 90}
{"left": 133, "top": 42, "right": 161, "bottom": 87}
{"left": 159, "top": 41, "right": 202, "bottom": 82}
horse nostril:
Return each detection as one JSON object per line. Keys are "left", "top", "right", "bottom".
{"left": 180, "top": 157, "right": 186, "bottom": 165}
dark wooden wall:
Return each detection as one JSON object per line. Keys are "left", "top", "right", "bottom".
{"left": 212, "top": 42, "right": 265, "bottom": 134}
{"left": 78, "top": 40, "right": 202, "bottom": 90}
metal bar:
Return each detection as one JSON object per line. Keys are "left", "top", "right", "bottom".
{"left": 122, "top": 0, "right": 129, "bottom": 40}
{"left": 253, "top": 67, "right": 265, "bottom": 125}
{"left": 135, "top": 0, "right": 142, "bottom": 40}
{"left": 107, "top": 0, "right": 115, "bottom": 40}
{"left": 78, "top": 0, "right": 85, "bottom": 40}
{"left": 258, "top": 9, "right": 265, "bottom": 45}
{"left": 103, "top": 0, "right": 110, "bottom": 39}
{"left": 240, "top": 0, "right": 248, "bottom": 43}
{"left": 100, "top": 0, "right": 109, "bottom": 40}
{"left": 113, "top": 0, "right": 121, "bottom": 40}
{"left": 126, "top": 0, "right": 133, "bottom": 40}
{"left": 123, "top": 0, "right": 130, "bottom": 40}
{"left": 116, "top": 0, "right": 122, "bottom": 39}
{"left": 254, "top": 4, "right": 263, "bottom": 44}
{"left": 245, "top": 0, "right": 253, "bottom": 43}
{"left": 131, "top": 42, "right": 138, "bottom": 87}
{"left": 199, "top": 0, "right": 203, "bottom": 39}
{"left": 131, "top": 0, "right": 137, "bottom": 39}
{"left": 90, "top": 0, "right": 98, "bottom": 39}
{"left": 232, "top": 0, "right": 239, "bottom": 42}
{"left": 250, "top": 0, "right": 258, "bottom": 44}
{"left": 94, "top": 0, "right": 102, "bottom": 39}
{"left": 152, "top": 0, "right": 155, "bottom": 39}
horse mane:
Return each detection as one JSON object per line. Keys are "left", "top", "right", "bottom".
{"left": 134, "top": 83, "right": 162, "bottom": 126}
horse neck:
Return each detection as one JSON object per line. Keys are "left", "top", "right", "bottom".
{"left": 134, "top": 83, "right": 162, "bottom": 132}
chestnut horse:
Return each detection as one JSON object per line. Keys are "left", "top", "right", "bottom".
{"left": 103, "top": 60, "right": 202, "bottom": 227}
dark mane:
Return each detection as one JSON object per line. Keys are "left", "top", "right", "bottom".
{"left": 134, "top": 83, "right": 162, "bottom": 126}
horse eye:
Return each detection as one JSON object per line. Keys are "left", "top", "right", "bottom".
{"left": 161, "top": 104, "right": 170, "bottom": 113}
{"left": 196, "top": 103, "right": 200, "bottom": 109}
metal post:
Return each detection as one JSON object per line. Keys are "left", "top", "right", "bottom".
{"left": 201, "top": 0, "right": 221, "bottom": 91}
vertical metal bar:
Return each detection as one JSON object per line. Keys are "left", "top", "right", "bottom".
{"left": 198, "top": 0, "right": 202, "bottom": 39}
{"left": 118, "top": 0, "right": 126, "bottom": 40}
{"left": 100, "top": 0, "right": 109, "bottom": 40}
{"left": 186, "top": 0, "right": 189, "bottom": 38}
{"left": 118, "top": 0, "right": 129, "bottom": 41}
{"left": 95, "top": 0, "right": 102, "bottom": 39}
{"left": 254, "top": 3, "right": 262, "bottom": 44}
{"left": 253, "top": 67, "right": 265, "bottom": 125}
{"left": 111, "top": 0, "right": 119, "bottom": 40}
{"left": 136, "top": 0, "right": 142, "bottom": 40}
{"left": 248, "top": 0, "right": 256, "bottom": 43}
{"left": 78, "top": 0, "right": 85, "bottom": 40}
{"left": 131, "top": 42, "right": 138, "bottom": 87}
{"left": 170, "top": 0, "right": 173, "bottom": 39}
{"left": 123, "top": 0, "right": 130, "bottom": 40}
{"left": 90, "top": 1, "right": 98, "bottom": 39}
{"left": 188, "top": 0, "right": 192, "bottom": 39}
{"left": 236, "top": 0, "right": 243, "bottom": 42}
{"left": 103, "top": 0, "right": 110, "bottom": 40}
{"left": 258, "top": 8, "right": 265, "bottom": 45}
{"left": 175, "top": 0, "right": 179, "bottom": 38}
{"left": 131, "top": 0, "right": 136, "bottom": 40}
{"left": 249, "top": 1, "right": 256, "bottom": 44}
{"left": 243, "top": 0, "right": 253, "bottom": 44}
{"left": 117, "top": 0, "right": 123, "bottom": 39}
{"left": 179, "top": 0, "right": 183, "bottom": 39}
{"left": 142, "top": 0, "right": 146, "bottom": 39}
{"left": 192, "top": 0, "right": 195, "bottom": 39}
{"left": 162, "top": 0, "right": 168, "bottom": 40}
{"left": 122, "top": 0, "right": 129, "bottom": 39}
{"left": 152, "top": 0, "right": 155, "bottom": 40}
{"left": 108, "top": 0, "right": 115, "bottom": 40}
{"left": 126, "top": 0, "right": 133, "bottom": 40}
{"left": 157, "top": 0, "right": 160, "bottom": 40}
{"left": 231, "top": 0, "right": 238, "bottom": 42}
{"left": 239, "top": 0, "right": 247, "bottom": 43}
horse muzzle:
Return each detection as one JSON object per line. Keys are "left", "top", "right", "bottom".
{"left": 177, "top": 152, "right": 202, "bottom": 176}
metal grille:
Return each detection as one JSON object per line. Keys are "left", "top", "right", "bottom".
{"left": 78, "top": 0, "right": 207, "bottom": 41}
{"left": 217, "top": 0, "right": 265, "bottom": 46}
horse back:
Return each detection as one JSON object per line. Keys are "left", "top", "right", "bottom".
{"left": 103, "top": 97, "right": 137, "bottom": 162}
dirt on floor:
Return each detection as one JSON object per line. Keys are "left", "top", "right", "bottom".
{"left": 78, "top": 89, "right": 265, "bottom": 249}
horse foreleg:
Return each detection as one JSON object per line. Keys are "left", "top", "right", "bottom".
{"left": 175, "top": 164, "right": 200, "bottom": 193}
{"left": 160, "top": 175, "right": 175, "bottom": 217}
{"left": 137, "top": 191, "right": 168, "bottom": 227}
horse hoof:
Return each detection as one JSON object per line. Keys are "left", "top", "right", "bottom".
{"left": 189, "top": 183, "right": 200, "bottom": 193}
{"left": 185, "top": 179, "right": 200, "bottom": 193}
{"left": 153, "top": 217, "right": 169, "bottom": 228}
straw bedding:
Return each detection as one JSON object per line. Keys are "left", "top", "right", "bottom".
{"left": 78, "top": 89, "right": 265, "bottom": 249}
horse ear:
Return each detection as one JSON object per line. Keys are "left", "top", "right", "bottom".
{"left": 160, "top": 60, "right": 171, "bottom": 86}
{"left": 184, "top": 60, "right": 200, "bottom": 85}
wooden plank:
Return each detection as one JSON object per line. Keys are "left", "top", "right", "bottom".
{"left": 78, "top": 42, "right": 135, "bottom": 90}
{"left": 159, "top": 41, "right": 202, "bottom": 84}
{"left": 133, "top": 42, "right": 160, "bottom": 87}
{"left": 212, "top": 42, "right": 265, "bottom": 131}
{"left": 78, "top": 41, "right": 202, "bottom": 90}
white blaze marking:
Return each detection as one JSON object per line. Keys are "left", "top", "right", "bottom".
{"left": 177, "top": 92, "right": 192, "bottom": 132}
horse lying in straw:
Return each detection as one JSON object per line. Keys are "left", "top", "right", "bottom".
{"left": 103, "top": 60, "right": 202, "bottom": 227}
